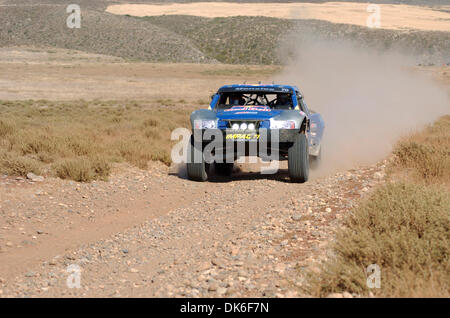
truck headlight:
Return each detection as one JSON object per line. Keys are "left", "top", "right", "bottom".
{"left": 194, "top": 120, "right": 216, "bottom": 129}
{"left": 270, "top": 119, "right": 297, "bottom": 129}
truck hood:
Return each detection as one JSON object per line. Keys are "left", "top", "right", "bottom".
{"left": 215, "top": 106, "right": 282, "bottom": 121}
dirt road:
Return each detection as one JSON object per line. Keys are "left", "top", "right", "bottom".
{"left": 0, "top": 159, "right": 386, "bottom": 297}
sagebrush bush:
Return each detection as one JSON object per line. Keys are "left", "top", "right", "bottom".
{"left": 0, "top": 119, "right": 15, "bottom": 137}
{"left": 55, "top": 158, "right": 95, "bottom": 182}
{"left": 0, "top": 100, "right": 191, "bottom": 181}
{"left": 0, "top": 152, "right": 41, "bottom": 176}
{"left": 394, "top": 141, "right": 448, "bottom": 181}
{"left": 309, "top": 182, "right": 450, "bottom": 297}
{"left": 55, "top": 157, "right": 110, "bottom": 182}
{"left": 393, "top": 116, "right": 450, "bottom": 183}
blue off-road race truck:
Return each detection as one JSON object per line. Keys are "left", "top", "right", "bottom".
{"left": 187, "top": 84, "right": 325, "bottom": 182}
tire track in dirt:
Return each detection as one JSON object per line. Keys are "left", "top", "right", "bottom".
{"left": 0, "top": 161, "right": 386, "bottom": 297}
{"left": 0, "top": 163, "right": 213, "bottom": 281}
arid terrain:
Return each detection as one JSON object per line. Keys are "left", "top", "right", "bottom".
{"left": 0, "top": 0, "right": 449, "bottom": 298}
{"left": 107, "top": 2, "right": 450, "bottom": 32}
{"left": 0, "top": 48, "right": 279, "bottom": 101}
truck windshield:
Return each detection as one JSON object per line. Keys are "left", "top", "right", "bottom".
{"left": 216, "top": 92, "right": 293, "bottom": 110}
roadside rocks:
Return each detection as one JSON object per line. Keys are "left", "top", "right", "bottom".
{"left": 26, "top": 173, "right": 44, "bottom": 182}
{"left": 373, "top": 171, "right": 386, "bottom": 180}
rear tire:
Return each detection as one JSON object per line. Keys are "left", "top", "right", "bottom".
{"left": 288, "top": 133, "right": 309, "bottom": 183}
{"left": 214, "top": 162, "right": 233, "bottom": 176}
{"left": 187, "top": 134, "right": 209, "bottom": 181}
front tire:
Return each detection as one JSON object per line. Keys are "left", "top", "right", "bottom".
{"left": 288, "top": 133, "right": 309, "bottom": 183}
{"left": 187, "top": 134, "right": 209, "bottom": 181}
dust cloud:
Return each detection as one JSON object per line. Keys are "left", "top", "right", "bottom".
{"left": 274, "top": 38, "right": 449, "bottom": 176}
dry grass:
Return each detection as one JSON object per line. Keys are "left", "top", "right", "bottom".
{"left": 55, "top": 157, "right": 111, "bottom": 182}
{"left": 392, "top": 115, "right": 450, "bottom": 184}
{"left": 309, "top": 115, "right": 450, "bottom": 297}
{"left": 309, "top": 182, "right": 449, "bottom": 297}
{"left": 0, "top": 100, "right": 192, "bottom": 181}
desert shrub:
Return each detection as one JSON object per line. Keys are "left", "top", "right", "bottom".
{"left": 150, "top": 148, "right": 172, "bottom": 166}
{"left": 55, "top": 156, "right": 110, "bottom": 182}
{"left": 115, "top": 139, "right": 153, "bottom": 169}
{"left": 393, "top": 116, "right": 450, "bottom": 183}
{"left": 0, "top": 152, "right": 41, "bottom": 176}
{"left": 55, "top": 158, "right": 94, "bottom": 182}
{"left": 0, "top": 119, "right": 15, "bottom": 137}
{"left": 143, "top": 118, "right": 159, "bottom": 128}
{"left": 64, "top": 135, "right": 97, "bottom": 156}
{"left": 309, "top": 182, "right": 450, "bottom": 297}
{"left": 90, "top": 156, "right": 111, "bottom": 181}
{"left": 18, "top": 132, "right": 59, "bottom": 155}
{"left": 0, "top": 100, "right": 192, "bottom": 181}
{"left": 394, "top": 141, "right": 448, "bottom": 180}
{"left": 144, "top": 127, "right": 161, "bottom": 140}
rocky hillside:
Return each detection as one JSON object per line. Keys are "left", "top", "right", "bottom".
{"left": 0, "top": 6, "right": 212, "bottom": 63}
{"left": 0, "top": 3, "right": 448, "bottom": 64}
{"left": 147, "top": 15, "right": 450, "bottom": 65}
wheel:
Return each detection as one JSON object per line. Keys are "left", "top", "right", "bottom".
{"left": 214, "top": 162, "right": 233, "bottom": 176}
{"left": 187, "top": 134, "right": 209, "bottom": 181}
{"left": 309, "top": 146, "right": 322, "bottom": 170}
{"left": 288, "top": 133, "right": 309, "bottom": 183}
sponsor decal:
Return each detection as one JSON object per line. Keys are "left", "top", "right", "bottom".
{"left": 232, "top": 87, "right": 290, "bottom": 92}
{"left": 226, "top": 133, "right": 260, "bottom": 140}
{"left": 234, "top": 87, "right": 276, "bottom": 92}
{"left": 224, "top": 106, "right": 271, "bottom": 112}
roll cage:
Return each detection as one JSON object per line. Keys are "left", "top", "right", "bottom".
{"left": 210, "top": 87, "right": 310, "bottom": 114}
{"left": 216, "top": 92, "right": 294, "bottom": 110}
